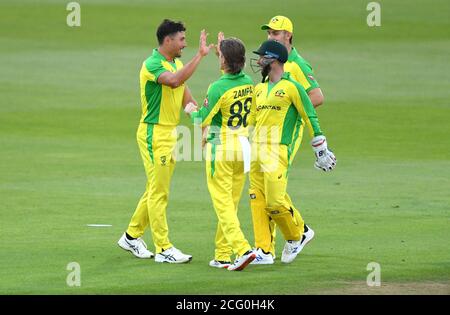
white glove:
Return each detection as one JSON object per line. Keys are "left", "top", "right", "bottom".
{"left": 311, "top": 135, "right": 336, "bottom": 172}
{"left": 184, "top": 102, "right": 198, "bottom": 115}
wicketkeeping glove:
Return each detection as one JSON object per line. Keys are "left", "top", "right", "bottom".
{"left": 311, "top": 135, "right": 337, "bottom": 172}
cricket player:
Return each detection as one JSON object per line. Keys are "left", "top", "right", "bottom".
{"left": 117, "top": 19, "right": 214, "bottom": 263}
{"left": 250, "top": 40, "right": 336, "bottom": 263}
{"left": 191, "top": 37, "right": 256, "bottom": 271}
{"left": 261, "top": 15, "right": 324, "bottom": 108}
{"left": 250, "top": 16, "right": 326, "bottom": 264}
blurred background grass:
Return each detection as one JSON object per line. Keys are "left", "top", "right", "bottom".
{"left": 0, "top": 0, "right": 449, "bottom": 294}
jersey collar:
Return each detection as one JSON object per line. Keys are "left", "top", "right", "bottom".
{"left": 281, "top": 72, "right": 291, "bottom": 80}
{"left": 287, "top": 47, "right": 300, "bottom": 62}
{"left": 264, "top": 73, "right": 290, "bottom": 88}
{"left": 153, "top": 48, "right": 176, "bottom": 63}
{"left": 221, "top": 71, "right": 245, "bottom": 79}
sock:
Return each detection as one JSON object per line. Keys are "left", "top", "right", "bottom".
{"left": 125, "top": 232, "right": 136, "bottom": 240}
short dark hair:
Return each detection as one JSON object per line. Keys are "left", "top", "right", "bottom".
{"left": 156, "top": 19, "right": 186, "bottom": 45}
{"left": 220, "top": 38, "right": 246, "bottom": 74}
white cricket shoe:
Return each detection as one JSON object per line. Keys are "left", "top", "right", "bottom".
{"left": 250, "top": 248, "right": 274, "bottom": 265}
{"left": 227, "top": 250, "right": 256, "bottom": 271}
{"left": 209, "top": 259, "right": 231, "bottom": 269}
{"left": 281, "top": 225, "right": 315, "bottom": 263}
{"left": 155, "top": 247, "right": 192, "bottom": 264}
{"left": 117, "top": 233, "right": 154, "bottom": 259}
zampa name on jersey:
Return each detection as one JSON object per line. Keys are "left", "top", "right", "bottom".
{"left": 233, "top": 86, "right": 253, "bottom": 99}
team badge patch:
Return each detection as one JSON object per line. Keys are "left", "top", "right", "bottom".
{"left": 160, "top": 156, "right": 167, "bottom": 166}
{"left": 275, "top": 89, "right": 285, "bottom": 97}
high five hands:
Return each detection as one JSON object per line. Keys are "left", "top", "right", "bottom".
{"left": 199, "top": 29, "right": 215, "bottom": 57}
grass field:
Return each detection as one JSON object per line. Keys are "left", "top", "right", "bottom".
{"left": 0, "top": 0, "right": 449, "bottom": 294}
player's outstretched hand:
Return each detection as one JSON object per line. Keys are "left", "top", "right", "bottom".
{"left": 311, "top": 135, "right": 337, "bottom": 172}
{"left": 199, "top": 29, "right": 215, "bottom": 57}
{"left": 215, "top": 32, "right": 224, "bottom": 57}
{"left": 184, "top": 102, "right": 198, "bottom": 116}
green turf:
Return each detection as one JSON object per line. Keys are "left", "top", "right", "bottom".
{"left": 0, "top": 0, "right": 449, "bottom": 294}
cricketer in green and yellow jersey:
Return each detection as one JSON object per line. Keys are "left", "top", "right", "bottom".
{"left": 120, "top": 20, "right": 214, "bottom": 263}
{"left": 261, "top": 15, "right": 323, "bottom": 106}
{"left": 191, "top": 38, "right": 257, "bottom": 270}
{"left": 249, "top": 16, "right": 326, "bottom": 262}
{"left": 249, "top": 40, "right": 335, "bottom": 264}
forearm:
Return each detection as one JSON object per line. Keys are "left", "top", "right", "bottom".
{"left": 308, "top": 88, "right": 324, "bottom": 108}
{"left": 299, "top": 90, "right": 323, "bottom": 137}
{"left": 171, "top": 53, "right": 203, "bottom": 87}
{"left": 191, "top": 106, "right": 211, "bottom": 127}
{"left": 182, "top": 86, "right": 196, "bottom": 107}
{"left": 201, "top": 126, "right": 209, "bottom": 147}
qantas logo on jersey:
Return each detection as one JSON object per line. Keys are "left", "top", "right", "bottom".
{"left": 256, "top": 105, "right": 281, "bottom": 111}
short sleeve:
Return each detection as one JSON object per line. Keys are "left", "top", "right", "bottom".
{"left": 297, "top": 61, "right": 320, "bottom": 92}
{"left": 145, "top": 58, "right": 167, "bottom": 82}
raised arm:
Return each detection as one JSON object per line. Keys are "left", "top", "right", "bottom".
{"left": 215, "top": 32, "right": 224, "bottom": 57}
{"left": 158, "top": 30, "right": 214, "bottom": 88}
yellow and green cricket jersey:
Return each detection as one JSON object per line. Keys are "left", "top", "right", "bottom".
{"left": 284, "top": 47, "right": 319, "bottom": 93}
{"left": 139, "top": 48, "right": 185, "bottom": 126}
{"left": 191, "top": 71, "right": 255, "bottom": 145}
{"left": 253, "top": 72, "right": 322, "bottom": 146}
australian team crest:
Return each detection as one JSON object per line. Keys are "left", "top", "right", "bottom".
{"left": 160, "top": 156, "right": 166, "bottom": 166}
{"left": 275, "top": 89, "right": 286, "bottom": 97}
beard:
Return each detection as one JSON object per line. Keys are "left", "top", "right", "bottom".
{"left": 261, "top": 63, "right": 271, "bottom": 83}
{"left": 173, "top": 46, "right": 184, "bottom": 59}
